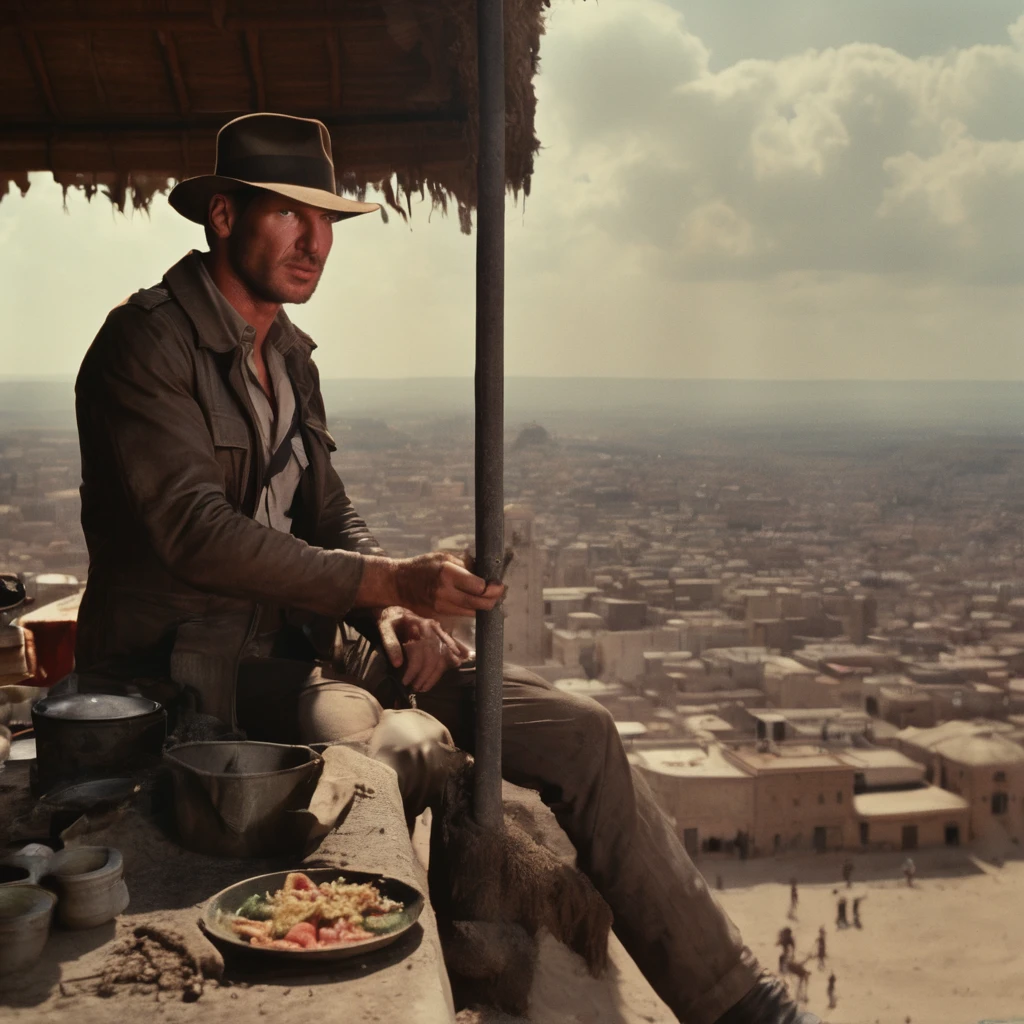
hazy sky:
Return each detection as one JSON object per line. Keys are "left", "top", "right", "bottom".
{"left": 2, "top": 1, "right": 1024, "bottom": 380}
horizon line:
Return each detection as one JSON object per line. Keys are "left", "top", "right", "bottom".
{"left": 3, "top": 375, "right": 1024, "bottom": 385}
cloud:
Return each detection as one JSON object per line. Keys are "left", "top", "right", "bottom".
{"left": 4, "top": 2, "right": 1024, "bottom": 382}
{"left": 535, "top": 6, "right": 1024, "bottom": 283}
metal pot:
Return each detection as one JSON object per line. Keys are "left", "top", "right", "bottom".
{"left": 31, "top": 693, "right": 166, "bottom": 793}
{"left": 163, "top": 741, "right": 323, "bottom": 858}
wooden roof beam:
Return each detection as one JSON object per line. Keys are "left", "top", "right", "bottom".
{"left": 243, "top": 29, "right": 266, "bottom": 112}
{"left": 0, "top": 110, "right": 466, "bottom": 137}
{"left": 156, "top": 31, "right": 190, "bottom": 116}
{"left": 4, "top": 14, "right": 381, "bottom": 32}
{"left": 85, "top": 33, "right": 109, "bottom": 108}
{"left": 326, "top": 30, "right": 343, "bottom": 111}
{"left": 20, "top": 30, "right": 59, "bottom": 120}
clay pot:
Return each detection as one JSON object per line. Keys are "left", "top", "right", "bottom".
{"left": 0, "top": 885, "right": 56, "bottom": 975}
{"left": 47, "top": 847, "right": 129, "bottom": 930}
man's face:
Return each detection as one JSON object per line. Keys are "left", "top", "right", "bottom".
{"left": 226, "top": 190, "right": 338, "bottom": 305}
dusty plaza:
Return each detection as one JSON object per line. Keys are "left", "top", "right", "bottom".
{"left": 450, "top": 801, "right": 1024, "bottom": 1024}
{"left": 492, "top": 845, "right": 1024, "bottom": 1024}
{"left": 715, "top": 849, "right": 1024, "bottom": 1024}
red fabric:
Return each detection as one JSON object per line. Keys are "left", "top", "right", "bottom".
{"left": 25, "top": 619, "right": 76, "bottom": 686}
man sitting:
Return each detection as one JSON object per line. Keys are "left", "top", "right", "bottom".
{"left": 73, "top": 112, "right": 818, "bottom": 1024}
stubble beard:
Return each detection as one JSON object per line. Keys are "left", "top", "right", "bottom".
{"left": 233, "top": 251, "right": 321, "bottom": 306}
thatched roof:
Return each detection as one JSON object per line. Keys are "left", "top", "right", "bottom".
{"left": 0, "top": 0, "right": 548, "bottom": 231}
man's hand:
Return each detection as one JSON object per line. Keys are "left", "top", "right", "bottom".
{"left": 376, "top": 606, "right": 473, "bottom": 693}
{"left": 357, "top": 551, "right": 505, "bottom": 619}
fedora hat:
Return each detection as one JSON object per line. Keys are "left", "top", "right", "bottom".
{"left": 168, "top": 112, "right": 380, "bottom": 224}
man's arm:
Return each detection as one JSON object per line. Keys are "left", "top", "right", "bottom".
{"left": 79, "top": 304, "right": 371, "bottom": 618}
{"left": 78, "top": 304, "right": 502, "bottom": 621}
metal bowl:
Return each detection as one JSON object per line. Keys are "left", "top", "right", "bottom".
{"left": 202, "top": 868, "right": 423, "bottom": 961}
{"left": 164, "top": 742, "right": 323, "bottom": 857}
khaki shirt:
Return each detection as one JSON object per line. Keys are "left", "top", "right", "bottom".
{"left": 194, "top": 258, "right": 308, "bottom": 534}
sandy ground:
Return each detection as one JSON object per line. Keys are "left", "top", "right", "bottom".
{"left": 468, "top": 808, "right": 1024, "bottom": 1024}
{"left": 714, "top": 848, "right": 1024, "bottom": 1024}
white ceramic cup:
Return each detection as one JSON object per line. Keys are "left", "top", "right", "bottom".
{"left": 47, "top": 846, "right": 129, "bottom": 930}
{"left": 0, "top": 885, "right": 56, "bottom": 975}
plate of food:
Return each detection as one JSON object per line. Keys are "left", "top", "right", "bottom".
{"left": 202, "top": 868, "right": 424, "bottom": 959}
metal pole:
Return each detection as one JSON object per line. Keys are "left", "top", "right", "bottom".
{"left": 473, "top": 0, "right": 505, "bottom": 830}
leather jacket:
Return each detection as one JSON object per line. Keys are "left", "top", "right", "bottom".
{"left": 74, "top": 251, "right": 384, "bottom": 724}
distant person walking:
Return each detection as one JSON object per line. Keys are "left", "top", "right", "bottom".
{"left": 827, "top": 972, "right": 837, "bottom": 1009}
{"left": 853, "top": 895, "right": 864, "bottom": 928}
{"left": 777, "top": 926, "right": 796, "bottom": 962}
{"left": 788, "top": 876, "right": 799, "bottom": 919}
{"left": 842, "top": 857, "right": 854, "bottom": 888}
{"left": 816, "top": 926, "right": 828, "bottom": 969}
{"left": 836, "top": 894, "right": 848, "bottom": 928}
{"left": 902, "top": 857, "right": 916, "bottom": 887}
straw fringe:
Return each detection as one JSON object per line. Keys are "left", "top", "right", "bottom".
{"left": 0, "top": 0, "right": 550, "bottom": 234}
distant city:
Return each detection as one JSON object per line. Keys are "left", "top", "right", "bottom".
{"left": 5, "top": 376, "right": 1024, "bottom": 863}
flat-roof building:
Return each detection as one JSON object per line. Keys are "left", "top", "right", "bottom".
{"left": 726, "top": 744, "right": 857, "bottom": 855}
{"left": 854, "top": 785, "right": 970, "bottom": 851}
{"left": 634, "top": 743, "right": 754, "bottom": 858}
{"left": 895, "top": 721, "right": 1024, "bottom": 841}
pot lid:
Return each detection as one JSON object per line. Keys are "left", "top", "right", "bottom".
{"left": 41, "top": 776, "right": 140, "bottom": 811}
{"left": 34, "top": 693, "right": 162, "bottom": 721}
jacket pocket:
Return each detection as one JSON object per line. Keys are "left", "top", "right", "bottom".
{"left": 209, "top": 413, "right": 250, "bottom": 509}
{"left": 210, "top": 412, "right": 250, "bottom": 449}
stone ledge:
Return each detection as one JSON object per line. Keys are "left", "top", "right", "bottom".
{"left": 0, "top": 749, "right": 454, "bottom": 1023}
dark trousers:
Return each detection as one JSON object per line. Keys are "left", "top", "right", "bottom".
{"left": 235, "top": 635, "right": 760, "bottom": 1024}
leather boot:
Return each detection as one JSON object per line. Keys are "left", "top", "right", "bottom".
{"left": 712, "top": 973, "right": 823, "bottom": 1024}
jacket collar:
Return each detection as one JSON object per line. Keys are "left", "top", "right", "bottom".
{"left": 163, "top": 251, "right": 316, "bottom": 358}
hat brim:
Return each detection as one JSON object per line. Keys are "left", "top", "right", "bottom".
{"left": 167, "top": 174, "right": 381, "bottom": 224}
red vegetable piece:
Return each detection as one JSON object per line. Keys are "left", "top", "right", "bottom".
{"left": 284, "top": 922, "right": 318, "bottom": 949}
